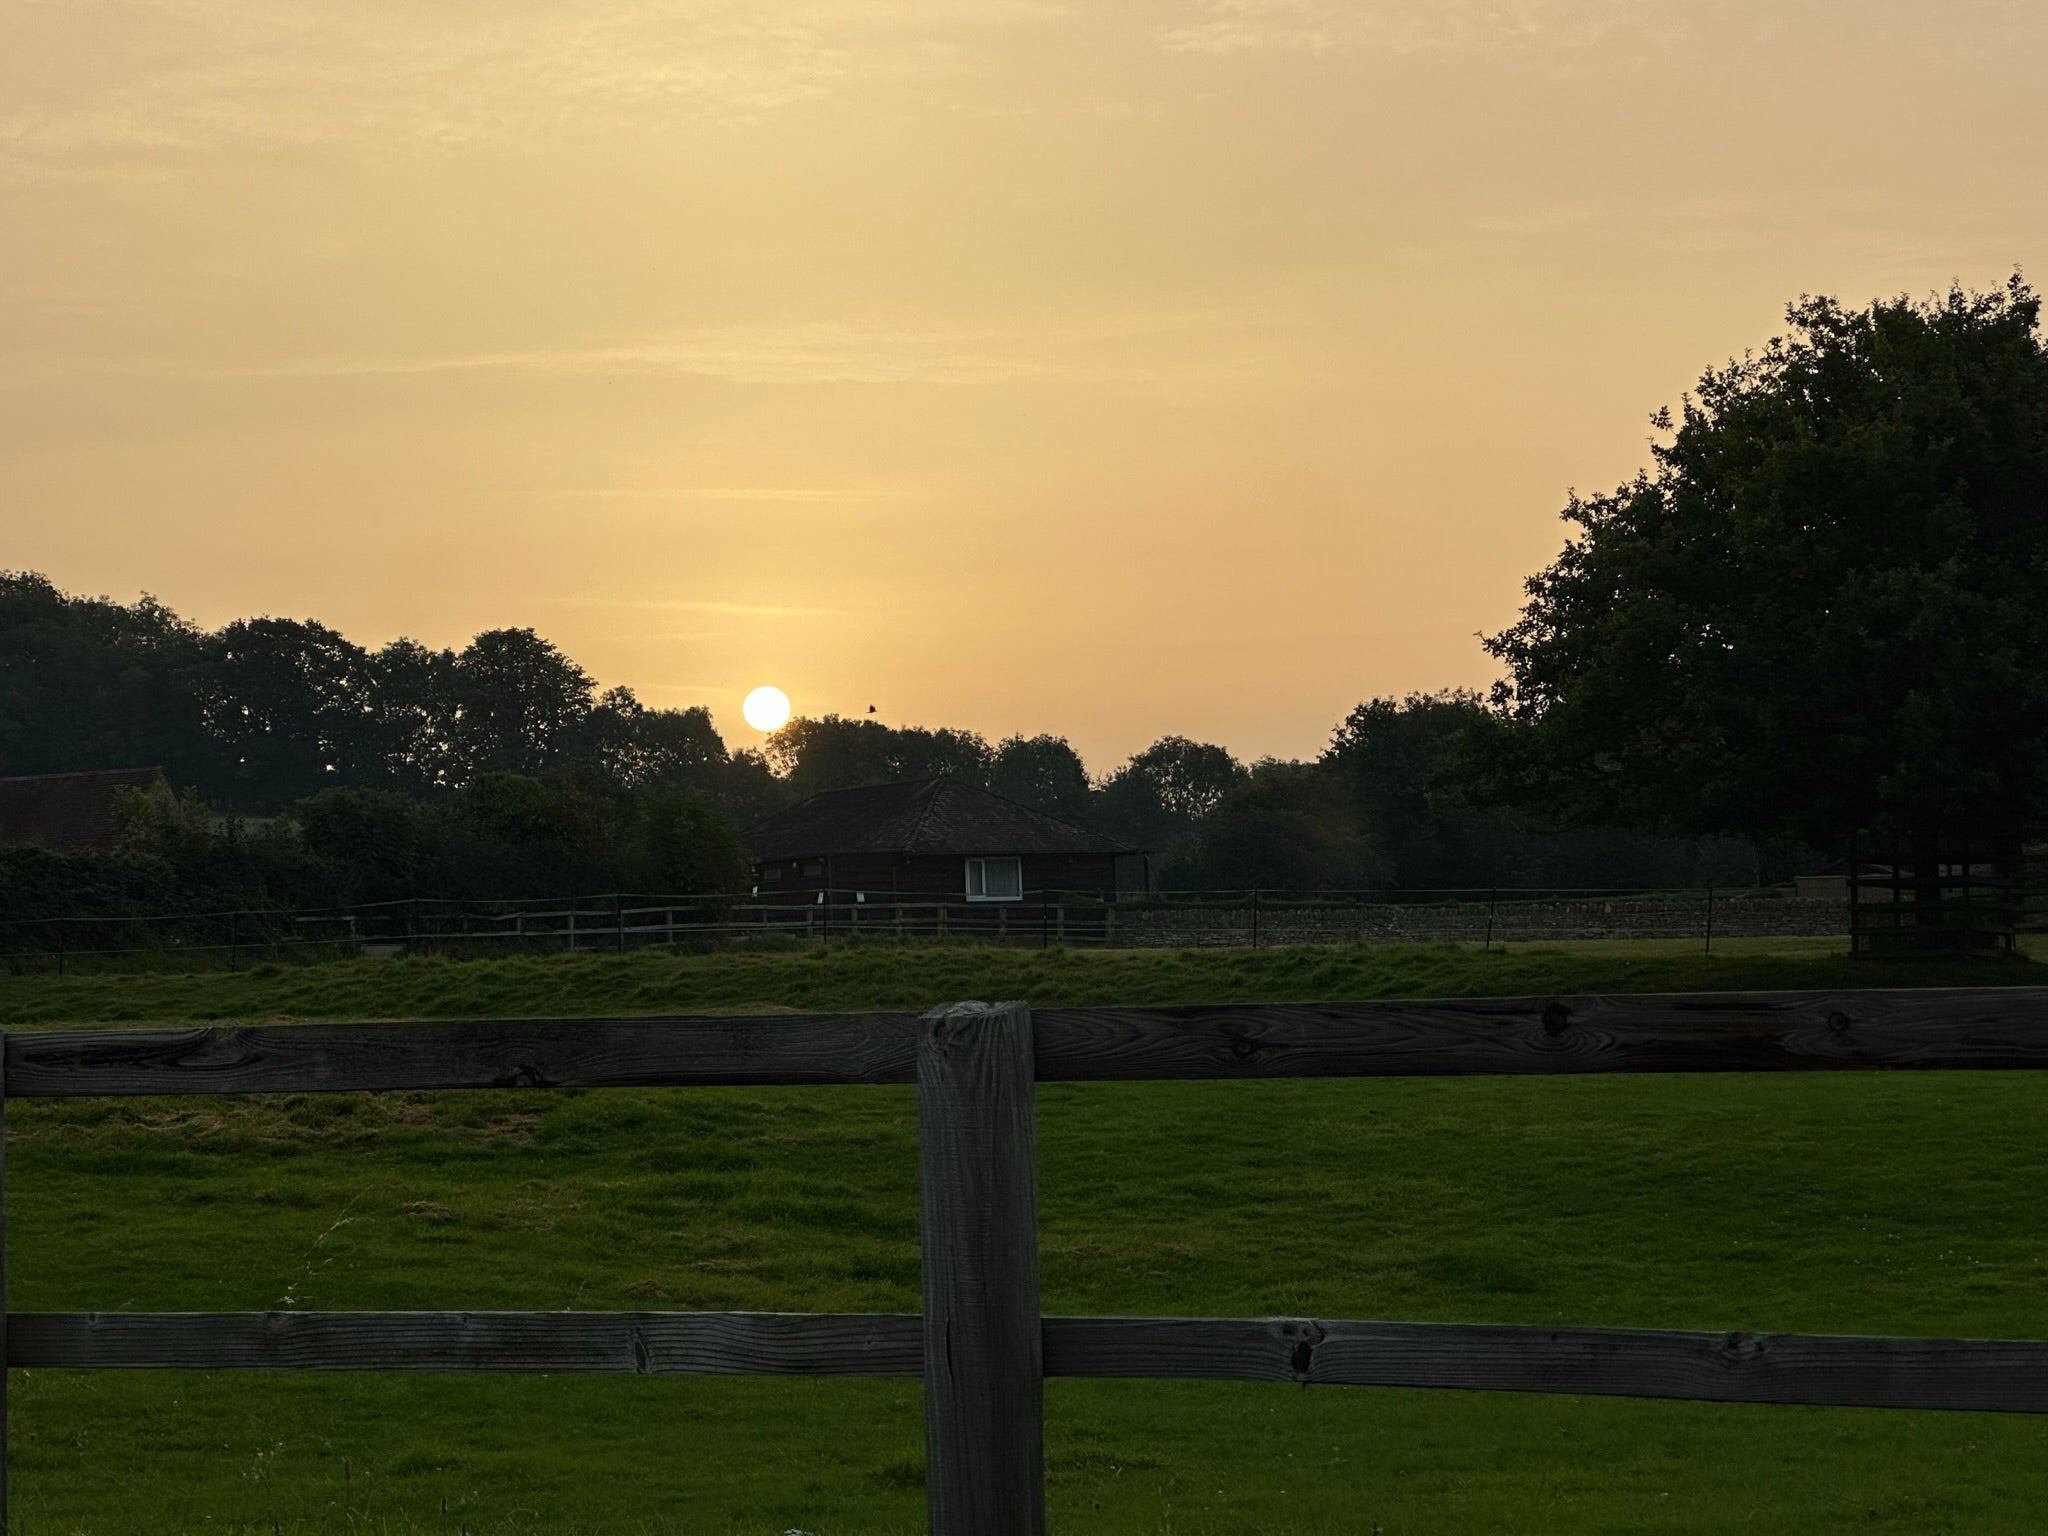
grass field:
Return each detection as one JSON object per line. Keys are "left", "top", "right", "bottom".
{"left": 3, "top": 938, "right": 2045, "bottom": 1533}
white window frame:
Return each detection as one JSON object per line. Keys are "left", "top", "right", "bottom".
{"left": 964, "top": 855, "right": 1024, "bottom": 902}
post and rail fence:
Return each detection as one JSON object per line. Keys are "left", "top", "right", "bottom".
{"left": 0, "top": 881, "right": 1936, "bottom": 973}
{"left": 2, "top": 985, "right": 2047, "bottom": 1530}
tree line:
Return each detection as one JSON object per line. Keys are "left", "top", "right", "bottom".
{"left": 0, "top": 566, "right": 1770, "bottom": 934}
{"left": 17, "top": 275, "right": 2039, "bottom": 940}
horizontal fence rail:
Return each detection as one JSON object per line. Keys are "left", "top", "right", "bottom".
{"left": 11, "top": 1313, "right": 2045, "bottom": 1416}
{"left": 3, "top": 987, "right": 2044, "bottom": 1533}
{"left": 12, "top": 987, "right": 2048, "bottom": 1098}
{"left": 2, "top": 1012, "right": 926, "bottom": 1097}
{"left": 4, "top": 880, "right": 1925, "bottom": 971}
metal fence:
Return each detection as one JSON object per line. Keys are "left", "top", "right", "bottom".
{"left": 5, "top": 987, "right": 2046, "bottom": 1531}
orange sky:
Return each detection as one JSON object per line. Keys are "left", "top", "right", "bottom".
{"left": 5, "top": 2, "right": 2045, "bottom": 770}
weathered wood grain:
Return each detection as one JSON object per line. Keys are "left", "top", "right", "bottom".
{"left": 1044, "top": 1316, "right": 2048, "bottom": 1414}
{"left": 13, "top": 1311, "right": 2042, "bottom": 1414}
{"left": 6, "top": 988, "right": 2047, "bottom": 1100}
{"left": 919, "top": 1001, "right": 1045, "bottom": 1536}
{"left": 7, "top": 1310, "right": 922, "bottom": 1374}
{"left": 2, "top": 1013, "right": 920, "bottom": 1098}
{"left": 1032, "top": 987, "right": 2048, "bottom": 1080}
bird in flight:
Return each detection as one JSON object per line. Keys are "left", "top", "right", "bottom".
{"left": 867, "top": 704, "right": 877, "bottom": 714}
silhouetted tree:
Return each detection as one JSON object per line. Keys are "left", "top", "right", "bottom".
{"left": 1325, "top": 692, "right": 1514, "bottom": 890}
{"left": 1169, "top": 759, "right": 1387, "bottom": 891}
{"left": 720, "top": 748, "right": 792, "bottom": 833}
{"left": 988, "top": 734, "right": 1092, "bottom": 824}
{"left": 1093, "top": 736, "right": 1248, "bottom": 875}
{"left": 974, "top": 737, "right": 1089, "bottom": 823}
{"left": 1482, "top": 279, "right": 2048, "bottom": 895}
{"left": 886, "top": 725, "right": 993, "bottom": 783}
{"left": 619, "top": 789, "right": 750, "bottom": 894}
{"left": 365, "top": 637, "right": 460, "bottom": 792}
{"left": 764, "top": 715, "right": 897, "bottom": 795}
{"left": 581, "top": 686, "right": 728, "bottom": 791}
{"left": 450, "top": 628, "right": 594, "bottom": 778}
{"left": 200, "top": 617, "right": 375, "bottom": 807}
{"left": 764, "top": 715, "right": 991, "bottom": 797}
{"left": 0, "top": 571, "right": 210, "bottom": 783}
{"left": 299, "top": 787, "right": 443, "bottom": 903}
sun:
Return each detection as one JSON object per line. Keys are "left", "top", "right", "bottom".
{"left": 742, "top": 684, "right": 792, "bottom": 732}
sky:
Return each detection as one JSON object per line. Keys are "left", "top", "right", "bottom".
{"left": 5, "top": 1, "right": 2046, "bottom": 771}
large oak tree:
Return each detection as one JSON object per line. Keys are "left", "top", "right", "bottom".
{"left": 1482, "top": 278, "right": 2048, "bottom": 874}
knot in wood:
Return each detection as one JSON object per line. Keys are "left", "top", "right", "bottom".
{"left": 497, "top": 1062, "right": 552, "bottom": 1089}
{"left": 1716, "top": 1330, "right": 1765, "bottom": 1364}
{"left": 172, "top": 1028, "right": 264, "bottom": 1072}
{"left": 1826, "top": 1011, "right": 1853, "bottom": 1034}
{"left": 1280, "top": 1318, "right": 1325, "bottom": 1381}
{"left": 1540, "top": 1002, "right": 1573, "bottom": 1036}
{"left": 924, "top": 1000, "right": 994, "bottom": 1046}
{"left": 1228, "top": 1033, "right": 1262, "bottom": 1062}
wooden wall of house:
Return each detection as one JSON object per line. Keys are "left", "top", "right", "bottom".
{"left": 1020, "top": 853, "right": 1123, "bottom": 896}
{"left": 892, "top": 853, "right": 1121, "bottom": 898}
{"left": 749, "top": 850, "right": 1124, "bottom": 903}
{"left": 751, "top": 852, "right": 902, "bottom": 903}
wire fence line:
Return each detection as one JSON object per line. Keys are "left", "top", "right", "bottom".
{"left": 0, "top": 883, "right": 1865, "bottom": 973}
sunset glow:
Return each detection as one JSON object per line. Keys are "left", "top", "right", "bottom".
{"left": 7, "top": 4, "right": 2044, "bottom": 762}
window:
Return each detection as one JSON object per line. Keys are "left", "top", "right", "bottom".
{"left": 965, "top": 856, "right": 1023, "bottom": 902}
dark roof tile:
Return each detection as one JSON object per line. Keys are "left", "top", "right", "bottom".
{"left": 747, "top": 777, "right": 1132, "bottom": 859}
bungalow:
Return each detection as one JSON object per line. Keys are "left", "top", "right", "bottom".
{"left": 745, "top": 777, "right": 1142, "bottom": 904}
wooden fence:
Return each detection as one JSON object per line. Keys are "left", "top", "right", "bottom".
{"left": 8, "top": 884, "right": 1885, "bottom": 971}
{"left": 5, "top": 985, "right": 2048, "bottom": 1532}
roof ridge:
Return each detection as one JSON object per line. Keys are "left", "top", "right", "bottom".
{"left": 958, "top": 777, "right": 1107, "bottom": 843}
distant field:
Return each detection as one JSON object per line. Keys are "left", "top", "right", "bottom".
{"left": 3, "top": 940, "right": 2045, "bottom": 1533}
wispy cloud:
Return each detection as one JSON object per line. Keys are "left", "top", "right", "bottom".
{"left": 1158, "top": 0, "right": 2048, "bottom": 57}
{"left": 6, "top": 309, "right": 1295, "bottom": 391}
{"left": 557, "top": 596, "right": 849, "bottom": 618}
{"left": 556, "top": 486, "right": 909, "bottom": 504}
{"left": 1160, "top": 0, "right": 1594, "bottom": 56}
{"left": 28, "top": 324, "right": 1060, "bottom": 386}
{"left": 1, "top": 0, "right": 1069, "bottom": 174}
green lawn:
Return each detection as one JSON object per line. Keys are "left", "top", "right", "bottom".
{"left": 3, "top": 940, "right": 2044, "bottom": 1533}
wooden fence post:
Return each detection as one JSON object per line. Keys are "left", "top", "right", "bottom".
{"left": 2, "top": 1028, "right": 10, "bottom": 1532}
{"left": 917, "top": 1001, "right": 1044, "bottom": 1536}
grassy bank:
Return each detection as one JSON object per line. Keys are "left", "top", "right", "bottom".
{"left": 8, "top": 932, "right": 2048, "bottom": 1027}
{"left": 3, "top": 941, "right": 2044, "bottom": 1532}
